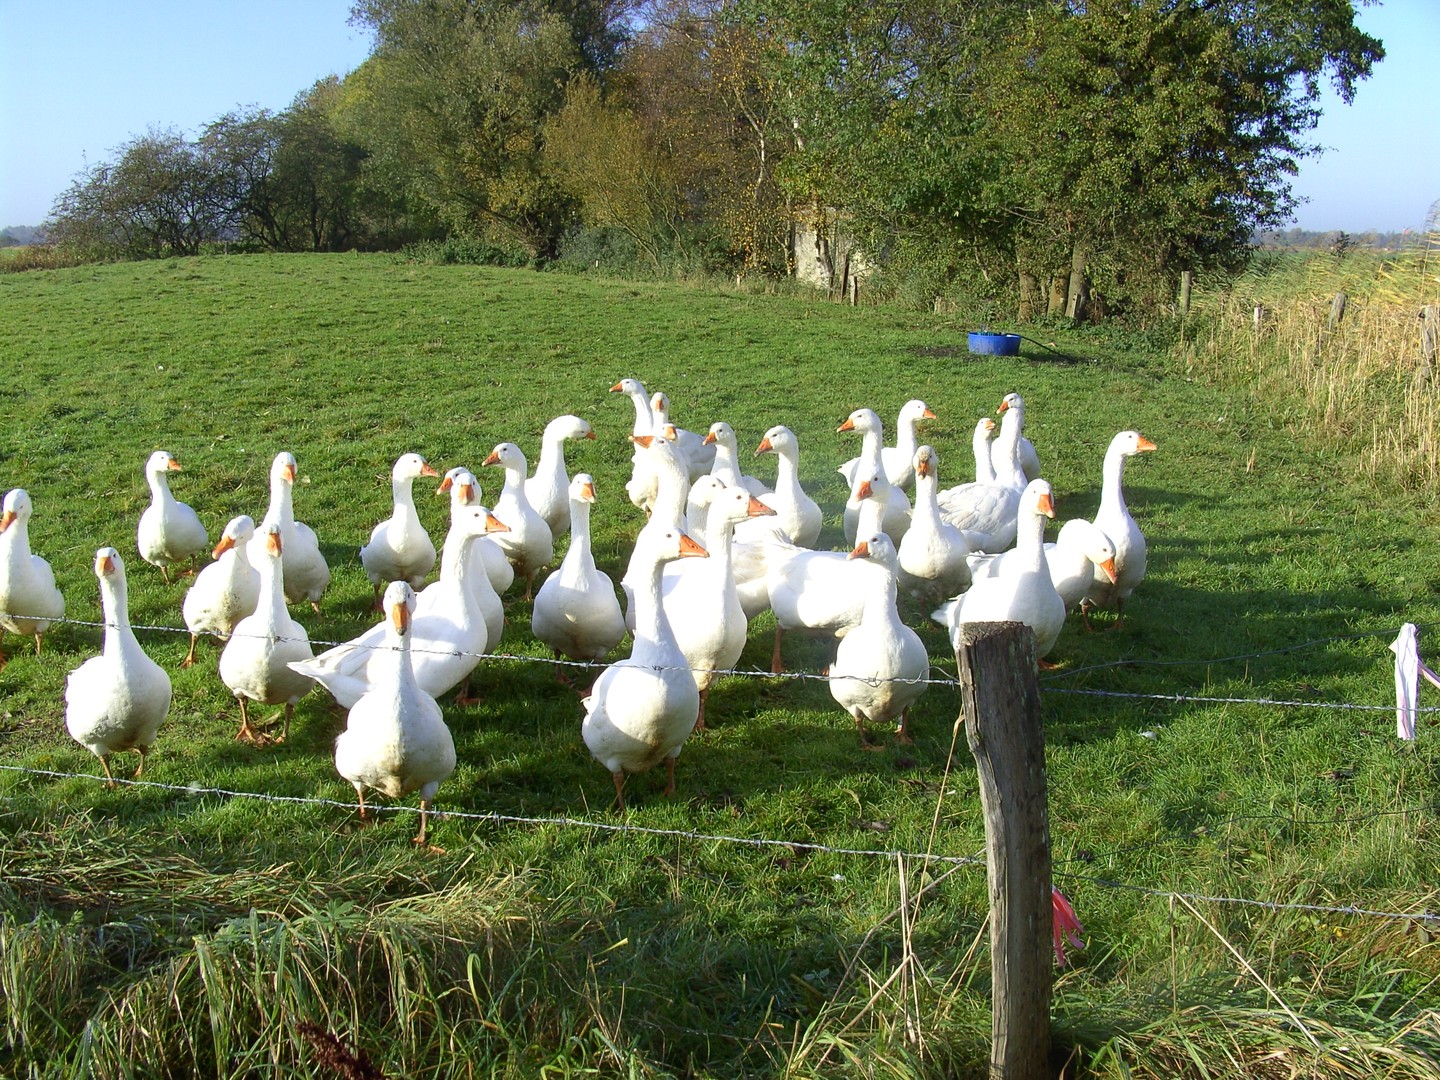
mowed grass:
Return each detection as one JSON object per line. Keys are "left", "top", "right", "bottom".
{"left": 1, "top": 254, "right": 1439, "bottom": 1077}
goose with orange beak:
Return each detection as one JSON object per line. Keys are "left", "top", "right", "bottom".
{"left": 360, "top": 452, "right": 441, "bottom": 610}
{"left": 936, "top": 478, "right": 1067, "bottom": 662}
{"left": 335, "top": 580, "right": 456, "bottom": 848}
{"left": 1081, "top": 430, "right": 1157, "bottom": 628}
{"left": 247, "top": 451, "right": 330, "bottom": 611}
{"left": 136, "top": 450, "right": 209, "bottom": 582}
{"left": 180, "top": 514, "right": 260, "bottom": 668}
{"left": 0, "top": 488, "right": 65, "bottom": 670}
{"left": 65, "top": 548, "right": 172, "bottom": 785}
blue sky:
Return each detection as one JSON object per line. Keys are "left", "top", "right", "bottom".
{"left": 1, "top": 1, "right": 1435, "bottom": 232}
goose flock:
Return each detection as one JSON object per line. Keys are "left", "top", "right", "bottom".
{"left": 0, "top": 379, "right": 1155, "bottom": 834}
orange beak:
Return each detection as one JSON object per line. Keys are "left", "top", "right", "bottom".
{"left": 663, "top": 424, "right": 678, "bottom": 440}
{"left": 458, "top": 483, "right": 475, "bottom": 503}
{"left": 1137, "top": 435, "right": 1157, "bottom": 452}
{"left": 1037, "top": 493, "right": 1056, "bottom": 518}
{"left": 0, "top": 510, "right": 14, "bottom": 533}
{"left": 96, "top": 551, "right": 115, "bottom": 575}
{"left": 856, "top": 480, "right": 873, "bottom": 500}
{"left": 922, "top": 407, "right": 936, "bottom": 420}
{"left": 212, "top": 535, "right": 237, "bottom": 559}
{"left": 848, "top": 541, "right": 871, "bottom": 560}
{"left": 983, "top": 419, "right": 995, "bottom": 432}
{"left": 584, "top": 429, "right": 597, "bottom": 440}
{"left": 678, "top": 533, "right": 709, "bottom": 559}
{"left": 837, "top": 418, "right": 856, "bottom": 433}
{"left": 703, "top": 431, "right": 717, "bottom": 445}
{"left": 997, "top": 399, "right": 1010, "bottom": 413}
{"left": 391, "top": 600, "right": 410, "bottom": 634}
{"left": 916, "top": 458, "right": 931, "bottom": 478}
{"left": 436, "top": 476, "right": 453, "bottom": 495}
{"left": 485, "top": 513, "right": 510, "bottom": 534}
{"left": 580, "top": 480, "right": 597, "bottom": 502}
{"left": 482, "top": 450, "right": 501, "bottom": 467}
{"left": 420, "top": 461, "right": 440, "bottom": 478}
{"left": 283, "top": 462, "right": 297, "bottom": 483}
{"left": 266, "top": 530, "right": 283, "bottom": 556}
{"left": 1098, "top": 556, "right": 1118, "bottom": 584}
{"left": 609, "top": 381, "right": 625, "bottom": 393}
{"left": 167, "top": 457, "right": 182, "bottom": 471}
{"left": 630, "top": 434, "right": 653, "bottom": 449}
{"left": 747, "top": 496, "right": 775, "bottom": 517}
{"left": 755, "top": 436, "right": 773, "bottom": 455}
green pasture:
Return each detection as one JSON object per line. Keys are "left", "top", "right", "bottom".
{"left": 1, "top": 255, "right": 1437, "bottom": 1077}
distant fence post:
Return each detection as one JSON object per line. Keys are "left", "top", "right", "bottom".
{"left": 1328, "top": 291, "right": 1347, "bottom": 331}
{"left": 956, "top": 621, "right": 1051, "bottom": 1080}
{"left": 1179, "top": 270, "right": 1193, "bottom": 316}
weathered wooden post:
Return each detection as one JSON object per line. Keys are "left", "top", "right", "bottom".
{"left": 1327, "top": 291, "right": 1347, "bottom": 331}
{"left": 956, "top": 621, "right": 1051, "bottom": 1079}
{"left": 1179, "top": 270, "right": 1193, "bottom": 316}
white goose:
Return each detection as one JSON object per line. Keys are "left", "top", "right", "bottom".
{"left": 525, "top": 414, "right": 596, "bottom": 536}
{"left": 359, "top": 452, "right": 440, "bottom": 609}
{"left": 482, "top": 442, "right": 554, "bottom": 599}
{"left": 662, "top": 483, "right": 774, "bottom": 730}
{"left": 704, "top": 422, "right": 768, "bottom": 496}
{"left": 64, "top": 548, "right": 172, "bottom": 786}
{"left": 935, "top": 401, "right": 1028, "bottom": 552}
{"left": 897, "top": 446, "right": 973, "bottom": 606}
{"left": 137, "top": 450, "right": 208, "bottom": 581}
{"left": 970, "top": 418, "right": 997, "bottom": 484}
{"left": 293, "top": 504, "right": 510, "bottom": 710}
{"left": 180, "top": 514, "right": 261, "bottom": 668}
{"left": 249, "top": 451, "right": 330, "bottom": 611}
{"left": 829, "top": 533, "right": 929, "bottom": 746}
{"left": 970, "top": 518, "right": 1117, "bottom": 611}
{"left": 839, "top": 399, "right": 935, "bottom": 492}
{"left": 219, "top": 524, "right": 315, "bottom": 743}
{"left": 437, "top": 467, "right": 514, "bottom": 596}
{"left": 0, "top": 488, "right": 65, "bottom": 670}
{"left": 620, "top": 433, "right": 691, "bottom": 623}
{"left": 334, "top": 580, "right": 456, "bottom": 847}
{"left": 742, "top": 425, "right": 822, "bottom": 548}
{"left": 532, "top": 474, "right": 627, "bottom": 665}
{"left": 1082, "top": 431, "right": 1157, "bottom": 627}
{"left": 838, "top": 409, "right": 911, "bottom": 545}
{"left": 581, "top": 527, "right": 707, "bottom": 809}
{"left": 612, "top": 377, "right": 661, "bottom": 512}
{"left": 992, "top": 392, "right": 1042, "bottom": 482}
{"left": 936, "top": 479, "right": 1067, "bottom": 661}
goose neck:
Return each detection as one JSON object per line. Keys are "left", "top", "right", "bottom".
{"left": 99, "top": 575, "right": 137, "bottom": 656}
{"left": 631, "top": 554, "right": 682, "bottom": 665}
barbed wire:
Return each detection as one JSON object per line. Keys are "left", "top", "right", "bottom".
{"left": 6, "top": 609, "right": 1436, "bottom": 711}
{"left": 3, "top": 762, "right": 1436, "bottom": 928}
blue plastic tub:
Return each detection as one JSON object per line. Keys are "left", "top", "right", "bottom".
{"left": 967, "top": 332, "right": 1022, "bottom": 356}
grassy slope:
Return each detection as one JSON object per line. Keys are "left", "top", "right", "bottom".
{"left": 1, "top": 254, "right": 1438, "bottom": 1077}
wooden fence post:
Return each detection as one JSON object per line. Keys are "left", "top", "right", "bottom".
{"left": 1327, "top": 291, "right": 1347, "bottom": 331}
{"left": 956, "top": 621, "right": 1052, "bottom": 1080}
{"left": 1179, "top": 270, "right": 1193, "bottom": 316}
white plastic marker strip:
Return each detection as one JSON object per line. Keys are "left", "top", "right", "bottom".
{"left": 1388, "top": 623, "right": 1440, "bottom": 741}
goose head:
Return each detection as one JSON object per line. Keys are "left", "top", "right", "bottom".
{"left": 392, "top": 452, "right": 439, "bottom": 482}
{"left": 913, "top": 445, "right": 938, "bottom": 481}
{"left": 270, "top": 451, "right": 298, "bottom": 486}
{"left": 383, "top": 580, "right": 418, "bottom": 635}
{"left": 900, "top": 399, "right": 936, "bottom": 425}
{"left": 1022, "top": 478, "right": 1056, "bottom": 520}
{"left": 754, "top": 425, "right": 795, "bottom": 457}
{"left": 146, "top": 450, "right": 181, "bottom": 477}
{"left": 1061, "top": 520, "right": 1119, "bottom": 584}
{"left": 546, "top": 414, "right": 595, "bottom": 442}
{"left": 570, "top": 473, "right": 598, "bottom": 504}
{"left": 997, "top": 392, "right": 1025, "bottom": 417}
{"left": 848, "top": 531, "right": 900, "bottom": 570}
{"left": 94, "top": 546, "right": 124, "bottom": 579}
{"left": 0, "top": 488, "right": 33, "bottom": 532}
{"left": 259, "top": 523, "right": 284, "bottom": 558}
{"left": 212, "top": 515, "right": 256, "bottom": 559}
{"left": 610, "top": 377, "right": 647, "bottom": 397}
{"left": 639, "top": 528, "right": 708, "bottom": 567}
{"left": 455, "top": 504, "right": 510, "bottom": 538}
{"left": 482, "top": 443, "right": 527, "bottom": 473}
{"left": 710, "top": 484, "right": 774, "bottom": 528}
{"left": 1112, "top": 431, "right": 1157, "bottom": 456}
{"left": 838, "top": 408, "right": 882, "bottom": 436}
{"left": 703, "top": 422, "right": 739, "bottom": 450}
{"left": 437, "top": 467, "right": 479, "bottom": 505}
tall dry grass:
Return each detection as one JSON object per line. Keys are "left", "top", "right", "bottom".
{"left": 1175, "top": 233, "right": 1440, "bottom": 490}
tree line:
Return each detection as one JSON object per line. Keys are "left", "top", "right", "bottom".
{"left": 40, "top": 0, "right": 1383, "bottom": 320}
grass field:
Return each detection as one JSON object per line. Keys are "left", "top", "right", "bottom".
{"left": 2, "top": 254, "right": 1439, "bottom": 1077}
